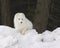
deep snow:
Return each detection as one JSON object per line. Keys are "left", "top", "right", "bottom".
{"left": 0, "top": 26, "right": 60, "bottom": 48}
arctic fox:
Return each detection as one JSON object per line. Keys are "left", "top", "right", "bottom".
{"left": 14, "top": 13, "right": 33, "bottom": 34}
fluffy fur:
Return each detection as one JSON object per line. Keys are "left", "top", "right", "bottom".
{"left": 14, "top": 13, "right": 33, "bottom": 34}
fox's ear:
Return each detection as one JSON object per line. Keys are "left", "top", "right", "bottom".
{"left": 14, "top": 13, "right": 20, "bottom": 18}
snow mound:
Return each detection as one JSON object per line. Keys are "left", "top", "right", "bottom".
{"left": 19, "top": 27, "right": 60, "bottom": 48}
{"left": 0, "top": 25, "right": 22, "bottom": 48}
{"left": 0, "top": 25, "right": 60, "bottom": 48}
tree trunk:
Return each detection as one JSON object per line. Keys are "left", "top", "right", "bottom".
{"left": 0, "top": 0, "right": 1, "bottom": 24}
{"left": 34, "top": 0, "right": 49, "bottom": 33}
{"left": 1, "top": 0, "right": 11, "bottom": 26}
{"left": 47, "top": 0, "right": 60, "bottom": 31}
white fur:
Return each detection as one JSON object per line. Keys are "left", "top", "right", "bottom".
{"left": 14, "top": 13, "right": 33, "bottom": 34}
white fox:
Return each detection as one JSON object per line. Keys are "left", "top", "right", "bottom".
{"left": 14, "top": 13, "right": 33, "bottom": 34}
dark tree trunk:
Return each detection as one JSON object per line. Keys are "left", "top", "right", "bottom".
{"left": 0, "top": 0, "right": 1, "bottom": 24}
{"left": 34, "top": 0, "right": 49, "bottom": 33}
{"left": 1, "top": 0, "right": 11, "bottom": 26}
{"left": 47, "top": 0, "right": 60, "bottom": 31}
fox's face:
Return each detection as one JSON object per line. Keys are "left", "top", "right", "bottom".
{"left": 14, "top": 13, "right": 26, "bottom": 24}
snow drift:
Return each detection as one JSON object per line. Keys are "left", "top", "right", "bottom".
{"left": 0, "top": 25, "right": 60, "bottom": 48}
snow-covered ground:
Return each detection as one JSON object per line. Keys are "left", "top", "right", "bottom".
{"left": 0, "top": 26, "right": 60, "bottom": 48}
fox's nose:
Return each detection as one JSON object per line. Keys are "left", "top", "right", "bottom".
{"left": 20, "top": 22, "right": 23, "bottom": 24}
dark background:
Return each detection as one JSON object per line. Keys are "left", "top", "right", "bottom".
{"left": 0, "top": 0, "right": 60, "bottom": 33}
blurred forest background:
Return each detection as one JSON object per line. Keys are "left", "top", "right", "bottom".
{"left": 0, "top": 0, "right": 60, "bottom": 33}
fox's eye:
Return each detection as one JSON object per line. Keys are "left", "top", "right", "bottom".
{"left": 22, "top": 18, "right": 23, "bottom": 20}
{"left": 18, "top": 18, "right": 20, "bottom": 20}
